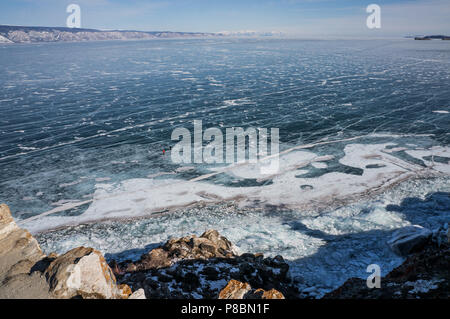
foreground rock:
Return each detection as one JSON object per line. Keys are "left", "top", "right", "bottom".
{"left": 250, "top": 288, "right": 285, "bottom": 299}
{"left": 45, "top": 247, "right": 125, "bottom": 299}
{"left": 0, "top": 204, "right": 45, "bottom": 276}
{"left": 219, "top": 280, "right": 285, "bottom": 299}
{"left": 219, "top": 280, "right": 251, "bottom": 299}
{"left": 0, "top": 204, "right": 50, "bottom": 298}
{"left": 387, "top": 225, "right": 432, "bottom": 256}
{"left": 128, "top": 229, "right": 238, "bottom": 271}
{"left": 0, "top": 204, "right": 139, "bottom": 299}
{"left": 111, "top": 230, "right": 299, "bottom": 299}
{"left": 324, "top": 240, "right": 449, "bottom": 299}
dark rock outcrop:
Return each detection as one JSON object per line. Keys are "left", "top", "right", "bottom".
{"left": 131, "top": 229, "right": 237, "bottom": 271}
{"left": 387, "top": 225, "right": 432, "bottom": 256}
{"left": 324, "top": 241, "right": 449, "bottom": 299}
{"left": 111, "top": 230, "right": 298, "bottom": 299}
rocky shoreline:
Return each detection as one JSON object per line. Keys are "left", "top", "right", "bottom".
{"left": 1, "top": 203, "right": 448, "bottom": 299}
{"left": 0, "top": 203, "right": 287, "bottom": 299}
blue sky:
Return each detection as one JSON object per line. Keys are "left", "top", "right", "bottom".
{"left": 0, "top": 0, "right": 449, "bottom": 36}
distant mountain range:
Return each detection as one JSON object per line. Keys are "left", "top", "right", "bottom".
{"left": 0, "top": 25, "right": 286, "bottom": 44}
{"left": 0, "top": 25, "right": 220, "bottom": 44}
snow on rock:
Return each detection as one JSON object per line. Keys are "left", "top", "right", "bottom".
{"left": 113, "top": 230, "right": 297, "bottom": 299}
{"left": 406, "top": 279, "right": 444, "bottom": 294}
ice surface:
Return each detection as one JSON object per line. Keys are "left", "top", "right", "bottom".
{"left": 2, "top": 39, "right": 450, "bottom": 297}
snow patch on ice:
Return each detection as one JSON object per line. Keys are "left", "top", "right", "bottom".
{"left": 20, "top": 139, "right": 450, "bottom": 234}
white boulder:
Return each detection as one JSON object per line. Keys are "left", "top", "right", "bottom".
{"left": 45, "top": 246, "right": 122, "bottom": 299}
